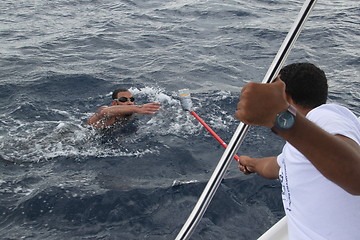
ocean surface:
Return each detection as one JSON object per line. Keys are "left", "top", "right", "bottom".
{"left": 0, "top": 0, "right": 359, "bottom": 239}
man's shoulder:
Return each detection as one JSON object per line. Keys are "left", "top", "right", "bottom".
{"left": 308, "top": 104, "right": 360, "bottom": 141}
{"left": 95, "top": 105, "right": 109, "bottom": 115}
{"left": 308, "top": 104, "right": 354, "bottom": 119}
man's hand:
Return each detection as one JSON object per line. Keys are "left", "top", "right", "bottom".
{"left": 235, "top": 79, "right": 289, "bottom": 128}
{"left": 136, "top": 103, "right": 161, "bottom": 114}
{"left": 238, "top": 155, "right": 256, "bottom": 175}
{"left": 238, "top": 155, "right": 280, "bottom": 179}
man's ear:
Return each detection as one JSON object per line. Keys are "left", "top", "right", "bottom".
{"left": 111, "top": 100, "right": 117, "bottom": 106}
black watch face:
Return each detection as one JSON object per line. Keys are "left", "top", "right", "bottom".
{"left": 277, "top": 111, "right": 295, "bottom": 130}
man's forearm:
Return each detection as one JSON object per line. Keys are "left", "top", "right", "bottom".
{"left": 279, "top": 113, "right": 360, "bottom": 195}
{"left": 255, "top": 156, "right": 280, "bottom": 179}
{"left": 103, "top": 105, "right": 136, "bottom": 117}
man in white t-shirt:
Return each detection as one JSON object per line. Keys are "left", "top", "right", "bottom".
{"left": 235, "top": 62, "right": 360, "bottom": 239}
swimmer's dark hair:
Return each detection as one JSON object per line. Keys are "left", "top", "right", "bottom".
{"left": 280, "top": 62, "right": 328, "bottom": 109}
{"left": 112, "top": 88, "right": 129, "bottom": 99}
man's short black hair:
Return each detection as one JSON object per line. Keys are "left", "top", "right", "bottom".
{"left": 280, "top": 62, "right": 328, "bottom": 109}
{"left": 112, "top": 88, "right": 129, "bottom": 99}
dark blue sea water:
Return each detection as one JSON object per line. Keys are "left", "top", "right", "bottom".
{"left": 0, "top": 0, "right": 359, "bottom": 239}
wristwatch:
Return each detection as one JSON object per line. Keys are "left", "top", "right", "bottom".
{"left": 271, "top": 105, "right": 297, "bottom": 134}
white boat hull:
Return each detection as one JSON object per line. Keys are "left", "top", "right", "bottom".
{"left": 258, "top": 216, "right": 288, "bottom": 240}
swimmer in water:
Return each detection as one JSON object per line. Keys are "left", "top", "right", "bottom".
{"left": 88, "top": 88, "right": 161, "bottom": 128}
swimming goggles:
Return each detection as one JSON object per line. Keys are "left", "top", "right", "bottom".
{"left": 114, "top": 97, "right": 135, "bottom": 102}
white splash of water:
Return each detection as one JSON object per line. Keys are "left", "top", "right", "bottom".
{"left": 0, "top": 86, "right": 237, "bottom": 163}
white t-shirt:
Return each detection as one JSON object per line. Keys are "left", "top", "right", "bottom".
{"left": 277, "top": 104, "right": 360, "bottom": 240}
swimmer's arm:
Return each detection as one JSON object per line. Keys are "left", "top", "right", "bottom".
{"left": 103, "top": 103, "right": 161, "bottom": 117}
{"left": 87, "top": 103, "right": 161, "bottom": 127}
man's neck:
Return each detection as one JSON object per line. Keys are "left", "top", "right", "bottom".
{"left": 287, "top": 98, "right": 313, "bottom": 116}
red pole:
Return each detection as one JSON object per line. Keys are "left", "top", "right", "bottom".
{"left": 190, "top": 111, "right": 240, "bottom": 162}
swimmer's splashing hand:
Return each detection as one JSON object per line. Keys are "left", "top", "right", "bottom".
{"left": 136, "top": 103, "right": 161, "bottom": 114}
